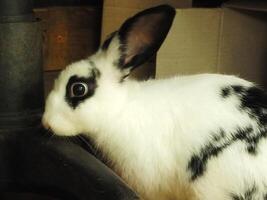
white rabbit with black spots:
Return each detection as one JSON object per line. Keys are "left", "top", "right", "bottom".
{"left": 43, "top": 5, "right": 267, "bottom": 200}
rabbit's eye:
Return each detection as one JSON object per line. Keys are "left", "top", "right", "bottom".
{"left": 70, "top": 82, "right": 88, "bottom": 98}
{"left": 66, "top": 75, "right": 97, "bottom": 109}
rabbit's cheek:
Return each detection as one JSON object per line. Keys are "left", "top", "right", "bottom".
{"left": 47, "top": 115, "right": 79, "bottom": 136}
{"left": 43, "top": 97, "right": 80, "bottom": 135}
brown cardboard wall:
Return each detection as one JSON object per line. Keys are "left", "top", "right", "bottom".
{"left": 157, "top": 7, "right": 267, "bottom": 88}
{"left": 218, "top": 8, "right": 267, "bottom": 87}
{"left": 157, "top": 9, "right": 222, "bottom": 76}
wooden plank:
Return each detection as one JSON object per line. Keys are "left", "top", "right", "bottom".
{"left": 35, "top": 6, "right": 101, "bottom": 71}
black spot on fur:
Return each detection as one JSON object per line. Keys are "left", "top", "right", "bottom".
{"left": 212, "top": 128, "right": 226, "bottom": 141}
{"left": 188, "top": 126, "right": 266, "bottom": 181}
{"left": 88, "top": 60, "right": 101, "bottom": 78}
{"left": 221, "top": 85, "right": 245, "bottom": 99}
{"left": 187, "top": 155, "right": 205, "bottom": 180}
{"left": 222, "top": 85, "right": 267, "bottom": 126}
{"left": 240, "top": 87, "right": 267, "bottom": 126}
{"left": 231, "top": 184, "right": 257, "bottom": 200}
{"left": 65, "top": 70, "right": 98, "bottom": 109}
{"left": 188, "top": 129, "right": 227, "bottom": 181}
{"left": 92, "top": 67, "right": 101, "bottom": 78}
{"left": 220, "top": 85, "right": 267, "bottom": 154}
{"left": 221, "top": 87, "right": 231, "bottom": 98}
{"left": 232, "top": 85, "right": 246, "bottom": 94}
{"left": 233, "top": 127, "right": 264, "bottom": 155}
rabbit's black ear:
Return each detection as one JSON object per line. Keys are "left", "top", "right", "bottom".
{"left": 102, "top": 5, "right": 175, "bottom": 74}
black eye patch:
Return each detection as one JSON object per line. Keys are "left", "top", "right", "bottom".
{"left": 65, "top": 75, "right": 97, "bottom": 109}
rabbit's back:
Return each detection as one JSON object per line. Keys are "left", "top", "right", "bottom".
{"left": 162, "top": 74, "right": 267, "bottom": 200}
{"left": 124, "top": 74, "right": 267, "bottom": 200}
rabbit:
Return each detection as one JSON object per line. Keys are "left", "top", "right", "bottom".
{"left": 42, "top": 4, "right": 267, "bottom": 200}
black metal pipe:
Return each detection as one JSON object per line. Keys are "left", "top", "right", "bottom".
{"left": 0, "top": 0, "right": 34, "bottom": 22}
{"left": 0, "top": 0, "right": 43, "bottom": 131}
{"left": 0, "top": 20, "right": 44, "bottom": 131}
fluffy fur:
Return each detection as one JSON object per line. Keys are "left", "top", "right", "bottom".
{"left": 43, "top": 5, "right": 267, "bottom": 200}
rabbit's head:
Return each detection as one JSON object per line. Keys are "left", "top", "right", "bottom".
{"left": 42, "top": 5, "right": 175, "bottom": 136}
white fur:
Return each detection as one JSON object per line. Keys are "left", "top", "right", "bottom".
{"left": 43, "top": 29, "right": 267, "bottom": 200}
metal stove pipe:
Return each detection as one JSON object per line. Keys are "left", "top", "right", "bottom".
{"left": 0, "top": 0, "right": 44, "bottom": 131}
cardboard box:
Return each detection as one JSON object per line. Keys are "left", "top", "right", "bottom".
{"left": 101, "top": 0, "right": 192, "bottom": 80}
{"left": 156, "top": 0, "right": 267, "bottom": 88}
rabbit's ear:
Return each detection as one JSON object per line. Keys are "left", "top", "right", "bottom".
{"left": 102, "top": 5, "right": 175, "bottom": 75}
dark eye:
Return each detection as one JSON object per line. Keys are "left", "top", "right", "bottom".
{"left": 70, "top": 82, "right": 88, "bottom": 98}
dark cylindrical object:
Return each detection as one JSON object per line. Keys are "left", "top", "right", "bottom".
{"left": 0, "top": 0, "right": 34, "bottom": 22}
{"left": 0, "top": 0, "right": 33, "bottom": 16}
{"left": 0, "top": 20, "right": 44, "bottom": 131}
